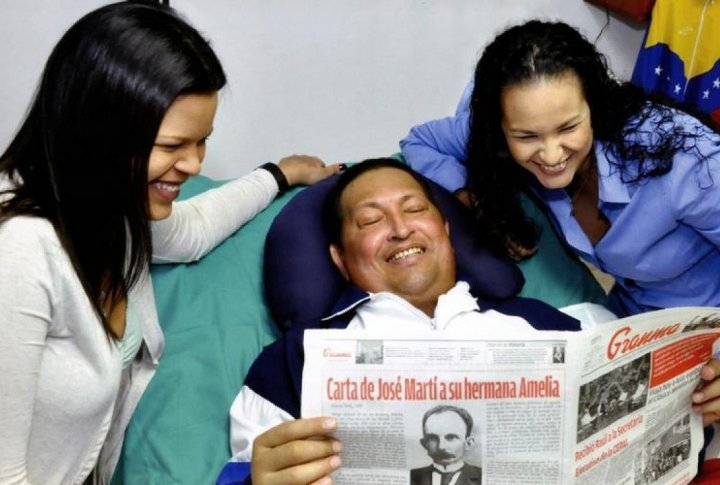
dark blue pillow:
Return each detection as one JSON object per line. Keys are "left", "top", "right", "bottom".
{"left": 264, "top": 173, "right": 524, "bottom": 331}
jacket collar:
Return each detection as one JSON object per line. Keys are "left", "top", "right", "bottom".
{"left": 320, "top": 285, "right": 371, "bottom": 328}
{"left": 320, "top": 282, "right": 480, "bottom": 329}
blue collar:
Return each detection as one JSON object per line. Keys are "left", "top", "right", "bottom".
{"left": 537, "top": 142, "right": 631, "bottom": 205}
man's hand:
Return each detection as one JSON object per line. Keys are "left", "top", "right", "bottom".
{"left": 251, "top": 417, "right": 342, "bottom": 485}
{"left": 277, "top": 155, "right": 343, "bottom": 187}
{"left": 692, "top": 358, "right": 720, "bottom": 426}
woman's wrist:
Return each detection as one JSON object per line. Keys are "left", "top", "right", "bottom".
{"left": 258, "top": 162, "right": 289, "bottom": 195}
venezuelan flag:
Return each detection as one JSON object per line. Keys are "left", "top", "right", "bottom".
{"left": 632, "top": 0, "right": 720, "bottom": 126}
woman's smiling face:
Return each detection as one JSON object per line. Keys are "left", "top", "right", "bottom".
{"left": 147, "top": 92, "right": 218, "bottom": 220}
{"left": 500, "top": 70, "right": 594, "bottom": 190}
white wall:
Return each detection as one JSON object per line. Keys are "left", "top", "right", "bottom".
{"left": 0, "top": 1, "right": 646, "bottom": 179}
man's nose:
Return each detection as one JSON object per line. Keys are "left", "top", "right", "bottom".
{"left": 388, "top": 214, "right": 412, "bottom": 239}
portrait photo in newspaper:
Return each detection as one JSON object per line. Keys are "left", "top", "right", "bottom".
{"left": 410, "top": 404, "right": 482, "bottom": 485}
{"left": 577, "top": 354, "right": 651, "bottom": 443}
{"left": 634, "top": 414, "right": 691, "bottom": 484}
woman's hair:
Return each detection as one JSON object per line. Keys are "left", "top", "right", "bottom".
{"left": 0, "top": 1, "right": 226, "bottom": 337}
{"left": 465, "top": 20, "right": 716, "bottom": 256}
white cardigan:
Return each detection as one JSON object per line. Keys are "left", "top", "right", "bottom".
{"left": 0, "top": 169, "right": 278, "bottom": 484}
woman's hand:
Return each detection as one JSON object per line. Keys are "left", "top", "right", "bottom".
{"left": 692, "top": 358, "right": 720, "bottom": 426}
{"left": 251, "top": 417, "right": 342, "bottom": 485}
{"left": 278, "top": 155, "right": 343, "bottom": 187}
{"left": 453, "top": 188, "right": 473, "bottom": 208}
{"left": 505, "top": 237, "right": 538, "bottom": 261}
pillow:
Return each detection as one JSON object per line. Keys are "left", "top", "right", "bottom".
{"left": 264, "top": 169, "right": 525, "bottom": 331}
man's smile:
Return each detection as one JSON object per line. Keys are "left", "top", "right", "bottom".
{"left": 387, "top": 247, "right": 424, "bottom": 262}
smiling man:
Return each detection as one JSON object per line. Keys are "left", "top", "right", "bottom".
{"left": 220, "top": 159, "right": 580, "bottom": 485}
{"left": 326, "top": 161, "right": 455, "bottom": 318}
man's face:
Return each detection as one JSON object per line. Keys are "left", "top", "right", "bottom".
{"left": 329, "top": 168, "right": 455, "bottom": 315}
{"left": 421, "top": 411, "right": 471, "bottom": 467}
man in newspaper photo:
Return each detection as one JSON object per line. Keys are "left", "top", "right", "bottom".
{"left": 219, "top": 158, "right": 720, "bottom": 485}
{"left": 410, "top": 405, "right": 482, "bottom": 485}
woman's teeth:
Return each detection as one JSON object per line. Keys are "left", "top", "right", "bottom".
{"left": 154, "top": 182, "right": 180, "bottom": 192}
{"left": 538, "top": 160, "right": 568, "bottom": 174}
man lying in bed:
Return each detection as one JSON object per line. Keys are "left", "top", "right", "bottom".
{"left": 220, "top": 158, "right": 720, "bottom": 485}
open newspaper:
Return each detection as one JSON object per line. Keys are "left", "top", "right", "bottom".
{"left": 301, "top": 307, "right": 720, "bottom": 484}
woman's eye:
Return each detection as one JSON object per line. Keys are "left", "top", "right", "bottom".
{"left": 560, "top": 124, "right": 578, "bottom": 133}
{"left": 155, "top": 143, "right": 182, "bottom": 150}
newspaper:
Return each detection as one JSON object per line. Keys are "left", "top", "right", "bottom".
{"left": 301, "top": 307, "right": 720, "bottom": 484}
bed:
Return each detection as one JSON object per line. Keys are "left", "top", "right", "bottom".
{"left": 110, "top": 164, "right": 607, "bottom": 484}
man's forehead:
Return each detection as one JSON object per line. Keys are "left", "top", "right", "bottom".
{"left": 426, "top": 411, "right": 465, "bottom": 428}
{"left": 341, "top": 168, "right": 428, "bottom": 212}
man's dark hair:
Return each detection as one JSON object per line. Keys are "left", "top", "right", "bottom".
{"left": 322, "top": 158, "right": 442, "bottom": 247}
{"left": 422, "top": 404, "right": 474, "bottom": 437}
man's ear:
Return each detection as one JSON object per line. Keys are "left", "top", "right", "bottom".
{"left": 464, "top": 436, "right": 476, "bottom": 450}
{"left": 329, "top": 244, "right": 350, "bottom": 281}
{"left": 419, "top": 437, "right": 431, "bottom": 451}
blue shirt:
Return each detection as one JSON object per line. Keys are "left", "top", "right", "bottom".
{"left": 400, "top": 90, "right": 720, "bottom": 316}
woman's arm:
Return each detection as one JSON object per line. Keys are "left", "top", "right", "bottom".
{"left": 0, "top": 219, "right": 54, "bottom": 483}
{"left": 151, "top": 168, "right": 277, "bottom": 263}
{"left": 399, "top": 111, "right": 471, "bottom": 194}
{"left": 152, "top": 156, "right": 339, "bottom": 263}
{"left": 667, "top": 126, "right": 720, "bottom": 247}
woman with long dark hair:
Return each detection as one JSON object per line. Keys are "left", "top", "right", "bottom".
{"left": 401, "top": 20, "right": 720, "bottom": 318}
{"left": 0, "top": 2, "right": 337, "bottom": 482}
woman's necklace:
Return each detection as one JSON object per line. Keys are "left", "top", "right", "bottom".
{"left": 566, "top": 154, "right": 610, "bottom": 246}
{"left": 568, "top": 155, "right": 596, "bottom": 203}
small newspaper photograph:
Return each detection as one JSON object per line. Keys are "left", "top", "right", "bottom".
{"left": 301, "top": 307, "right": 720, "bottom": 485}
